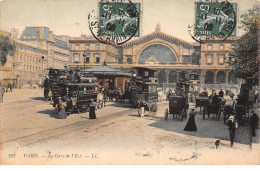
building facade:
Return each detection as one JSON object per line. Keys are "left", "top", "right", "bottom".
{"left": 20, "top": 27, "right": 70, "bottom": 70}
{"left": 0, "top": 27, "right": 70, "bottom": 88}
{"left": 67, "top": 25, "right": 240, "bottom": 90}
{"left": 200, "top": 39, "right": 238, "bottom": 85}
{"left": 69, "top": 35, "right": 118, "bottom": 66}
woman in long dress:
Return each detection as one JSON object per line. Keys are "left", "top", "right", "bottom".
{"left": 89, "top": 99, "right": 97, "bottom": 119}
{"left": 184, "top": 108, "right": 197, "bottom": 131}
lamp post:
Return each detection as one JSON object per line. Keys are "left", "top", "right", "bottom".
{"left": 82, "top": 52, "right": 88, "bottom": 76}
{"left": 41, "top": 56, "right": 45, "bottom": 84}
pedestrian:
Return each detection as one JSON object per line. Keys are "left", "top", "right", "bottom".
{"left": 184, "top": 107, "right": 197, "bottom": 132}
{"left": 56, "top": 97, "right": 67, "bottom": 119}
{"left": 227, "top": 115, "right": 237, "bottom": 147}
{"left": 138, "top": 100, "right": 145, "bottom": 117}
{"left": 89, "top": 99, "right": 97, "bottom": 119}
{"left": 250, "top": 110, "right": 259, "bottom": 137}
{"left": 0, "top": 87, "right": 4, "bottom": 103}
{"left": 218, "top": 89, "right": 224, "bottom": 98}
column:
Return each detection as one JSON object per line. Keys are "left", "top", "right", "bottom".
{"left": 114, "top": 77, "right": 118, "bottom": 89}
{"left": 200, "top": 70, "right": 205, "bottom": 84}
{"left": 165, "top": 69, "right": 169, "bottom": 84}
{"left": 213, "top": 71, "right": 217, "bottom": 84}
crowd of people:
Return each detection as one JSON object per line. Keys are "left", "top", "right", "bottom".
{"left": 163, "top": 86, "right": 259, "bottom": 147}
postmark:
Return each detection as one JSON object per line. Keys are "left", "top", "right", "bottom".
{"left": 88, "top": 0, "right": 140, "bottom": 45}
{"left": 188, "top": 0, "right": 237, "bottom": 43}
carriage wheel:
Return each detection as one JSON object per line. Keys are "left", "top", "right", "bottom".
{"left": 203, "top": 107, "right": 206, "bottom": 120}
{"left": 165, "top": 108, "right": 169, "bottom": 120}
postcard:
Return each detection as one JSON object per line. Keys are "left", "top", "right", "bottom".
{"left": 0, "top": 0, "right": 259, "bottom": 165}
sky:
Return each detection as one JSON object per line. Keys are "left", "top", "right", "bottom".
{"left": 0, "top": 0, "right": 258, "bottom": 42}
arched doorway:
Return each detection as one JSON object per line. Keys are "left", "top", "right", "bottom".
{"left": 168, "top": 70, "right": 177, "bottom": 83}
{"left": 228, "top": 71, "right": 237, "bottom": 84}
{"left": 217, "top": 71, "right": 226, "bottom": 83}
{"left": 138, "top": 44, "right": 177, "bottom": 64}
{"left": 205, "top": 71, "right": 214, "bottom": 84}
{"left": 158, "top": 70, "right": 166, "bottom": 84}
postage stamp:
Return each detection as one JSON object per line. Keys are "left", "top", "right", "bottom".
{"left": 188, "top": 0, "right": 237, "bottom": 43}
{"left": 89, "top": 0, "right": 141, "bottom": 45}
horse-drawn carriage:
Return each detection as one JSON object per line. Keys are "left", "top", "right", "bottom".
{"left": 223, "top": 97, "right": 247, "bottom": 124}
{"left": 127, "top": 67, "right": 158, "bottom": 116}
{"left": 202, "top": 95, "right": 226, "bottom": 120}
{"left": 44, "top": 68, "right": 98, "bottom": 118}
{"left": 164, "top": 95, "right": 189, "bottom": 121}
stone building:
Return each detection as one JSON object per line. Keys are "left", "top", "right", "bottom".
{"left": 69, "top": 35, "right": 118, "bottom": 67}
{"left": 20, "top": 27, "right": 69, "bottom": 69}
{"left": 68, "top": 24, "right": 240, "bottom": 90}
{"left": 0, "top": 27, "right": 70, "bottom": 88}
{"left": 200, "top": 38, "right": 238, "bottom": 85}
{"left": 14, "top": 40, "right": 48, "bottom": 86}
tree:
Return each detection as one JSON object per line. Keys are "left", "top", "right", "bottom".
{"left": 228, "top": 4, "right": 259, "bottom": 85}
{"left": 0, "top": 35, "right": 16, "bottom": 66}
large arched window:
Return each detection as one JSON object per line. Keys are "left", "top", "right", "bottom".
{"left": 205, "top": 71, "right": 214, "bottom": 84}
{"left": 138, "top": 44, "right": 177, "bottom": 64}
{"left": 217, "top": 71, "right": 226, "bottom": 83}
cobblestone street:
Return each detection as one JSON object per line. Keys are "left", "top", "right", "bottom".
{"left": 0, "top": 89, "right": 259, "bottom": 164}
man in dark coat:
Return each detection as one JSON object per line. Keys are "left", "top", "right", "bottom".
{"left": 250, "top": 110, "right": 259, "bottom": 137}
{"left": 218, "top": 89, "right": 224, "bottom": 98}
{"left": 227, "top": 115, "right": 237, "bottom": 147}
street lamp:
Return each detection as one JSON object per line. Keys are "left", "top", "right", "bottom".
{"left": 41, "top": 56, "right": 45, "bottom": 83}
{"left": 82, "top": 52, "right": 88, "bottom": 76}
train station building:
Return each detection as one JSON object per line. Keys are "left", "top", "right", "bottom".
{"left": 69, "top": 24, "right": 240, "bottom": 90}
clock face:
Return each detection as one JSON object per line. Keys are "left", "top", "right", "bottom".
{"left": 194, "top": 1, "right": 237, "bottom": 41}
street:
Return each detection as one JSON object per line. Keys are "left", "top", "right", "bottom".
{"left": 0, "top": 89, "right": 260, "bottom": 164}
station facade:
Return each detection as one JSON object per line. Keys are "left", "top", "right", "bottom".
{"left": 69, "top": 24, "right": 239, "bottom": 90}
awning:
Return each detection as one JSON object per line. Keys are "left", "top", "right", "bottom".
{"left": 82, "top": 61, "right": 131, "bottom": 77}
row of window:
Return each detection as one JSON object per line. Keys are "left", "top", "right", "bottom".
{"left": 207, "top": 44, "right": 225, "bottom": 51}
{"left": 17, "top": 45, "right": 48, "bottom": 56}
{"left": 73, "top": 44, "right": 116, "bottom": 53}
{"left": 74, "top": 44, "right": 100, "bottom": 51}
{"left": 23, "top": 35, "right": 37, "bottom": 39}
{"left": 23, "top": 65, "right": 45, "bottom": 72}
{"left": 206, "top": 54, "right": 225, "bottom": 65}
{"left": 17, "top": 54, "right": 46, "bottom": 64}
{"left": 73, "top": 53, "right": 101, "bottom": 64}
